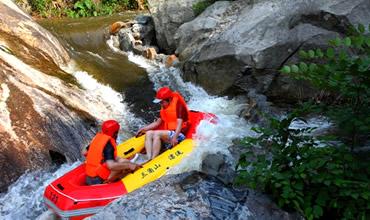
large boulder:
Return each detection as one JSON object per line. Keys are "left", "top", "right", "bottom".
{"left": 175, "top": 0, "right": 370, "bottom": 101}
{"left": 90, "top": 172, "right": 301, "bottom": 220}
{"left": 0, "top": 0, "right": 70, "bottom": 73}
{"left": 0, "top": 1, "right": 122, "bottom": 192}
{"left": 147, "top": 0, "right": 204, "bottom": 54}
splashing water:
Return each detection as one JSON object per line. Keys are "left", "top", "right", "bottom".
{"left": 0, "top": 162, "right": 81, "bottom": 219}
{"left": 125, "top": 53, "right": 253, "bottom": 173}
{"left": 68, "top": 68, "right": 145, "bottom": 140}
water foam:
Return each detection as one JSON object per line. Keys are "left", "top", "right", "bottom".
{"left": 0, "top": 162, "right": 81, "bottom": 220}
{"left": 125, "top": 53, "right": 252, "bottom": 173}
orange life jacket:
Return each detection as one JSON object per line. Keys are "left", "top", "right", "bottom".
{"left": 160, "top": 92, "right": 190, "bottom": 130}
{"left": 85, "top": 133, "right": 117, "bottom": 180}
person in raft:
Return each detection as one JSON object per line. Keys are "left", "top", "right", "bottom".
{"left": 136, "top": 87, "right": 190, "bottom": 160}
{"left": 83, "top": 120, "right": 142, "bottom": 185}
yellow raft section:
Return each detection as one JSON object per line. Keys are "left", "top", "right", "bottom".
{"left": 116, "top": 135, "right": 146, "bottom": 158}
{"left": 116, "top": 135, "right": 194, "bottom": 193}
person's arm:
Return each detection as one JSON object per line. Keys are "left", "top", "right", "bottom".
{"left": 170, "top": 118, "right": 183, "bottom": 146}
{"left": 105, "top": 160, "right": 141, "bottom": 171}
{"left": 137, "top": 118, "right": 162, "bottom": 135}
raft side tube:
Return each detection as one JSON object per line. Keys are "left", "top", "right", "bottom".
{"left": 122, "top": 139, "right": 194, "bottom": 192}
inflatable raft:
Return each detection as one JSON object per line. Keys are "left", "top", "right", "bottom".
{"left": 43, "top": 110, "right": 216, "bottom": 219}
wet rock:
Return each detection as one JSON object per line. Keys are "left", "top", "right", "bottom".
{"left": 90, "top": 172, "right": 301, "bottom": 220}
{"left": 0, "top": 0, "right": 70, "bottom": 74}
{"left": 135, "top": 15, "right": 153, "bottom": 25}
{"left": 111, "top": 35, "right": 120, "bottom": 48}
{"left": 134, "top": 40, "right": 143, "bottom": 46}
{"left": 132, "top": 32, "right": 141, "bottom": 40}
{"left": 110, "top": 21, "right": 128, "bottom": 34}
{"left": 242, "top": 89, "right": 279, "bottom": 124}
{"left": 119, "top": 29, "right": 135, "bottom": 51}
{"left": 147, "top": 0, "right": 204, "bottom": 54}
{"left": 132, "top": 44, "right": 146, "bottom": 56}
{"left": 145, "top": 47, "right": 157, "bottom": 60}
{"left": 116, "top": 16, "right": 155, "bottom": 54}
{"left": 175, "top": 0, "right": 370, "bottom": 102}
{"left": 132, "top": 19, "right": 156, "bottom": 46}
{"left": 201, "top": 154, "right": 236, "bottom": 185}
{"left": 155, "top": 53, "right": 168, "bottom": 63}
{"left": 165, "top": 54, "right": 179, "bottom": 67}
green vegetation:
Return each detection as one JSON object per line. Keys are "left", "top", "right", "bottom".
{"left": 192, "top": 0, "right": 233, "bottom": 16}
{"left": 18, "top": 0, "right": 147, "bottom": 18}
{"left": 192, "top": 0, "right": 215, "bottom": 16}
{"left": 236, "top": 24, "right": 370, "bottom": 219}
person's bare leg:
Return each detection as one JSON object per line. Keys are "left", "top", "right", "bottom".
{"left": 145, "top": 130, "right": 154, "bottom": 159}
{"left": 151, "top": 130, "right": 170, "bottom": 159}
{"left": 107, "top": 158, "right": 134, "bottom": 182}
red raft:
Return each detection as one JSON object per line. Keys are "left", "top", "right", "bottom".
{"left": 43, "top": 111, "right": 216, "bottom": 219}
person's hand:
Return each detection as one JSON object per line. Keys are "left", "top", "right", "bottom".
{"left": 129, "top": 163, "right": 142, "bottom": 171}
{"left": 170, "top": 136, "right": 178, "bottom": 146}
{"left": 136, "top": 128, "right": 146, "bottom": 137}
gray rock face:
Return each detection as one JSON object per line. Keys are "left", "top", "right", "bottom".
{"left": 201, "top": 153, "right": 236, "bottom": 185}
{"left": 117, "top": 15, "right": 156, "bottom": 56}
{"left": 147, "top": 0, "right": 204, "bottom": 53}
{"left": 175, "top": 0, "right": 370, "bottom": 101}
{"left": 0, "top": 0, "right": 70, "bottom": 69}
{"left": 90, "top": 172, "right": 301, "bottom": 220}
{"left": 0, "top": 1, "right": 106, "bottom": 192}
{"left": 119, "top": 29, "right": 135, "bottom": 51}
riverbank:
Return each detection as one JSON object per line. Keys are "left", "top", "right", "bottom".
{"left": 15, "top": 0, "right": 147, "bottom": 19}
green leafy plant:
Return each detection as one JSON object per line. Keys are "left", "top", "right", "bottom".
{"left": 281, "top": 24, "right": 370, "bottom": 150}
{"left": 71, "top": 0, "right": 97, "bottom": 18}
{"left": 192, "top": 0, "right": 234, "bottom": 16}
{"left": 237, "top": 24, "right": 370, "bottom": 219}
{"left": 29, "top": 0, "right": 47, "bottom": 12}
{"left": 236, "top": 107, "right": 369, "bottom": 219}
{"left": 192, "top": 0, "right": 215, "bottom": 16}
{"left": 18, "top": 0, "right": 146, "bottom": 18}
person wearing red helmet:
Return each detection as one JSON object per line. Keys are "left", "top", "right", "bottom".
{"left": 84, "top": 120, "right": 141, "bottom": 185}
{"left": 137, "top": 87, "right": 190, "bottom": 160}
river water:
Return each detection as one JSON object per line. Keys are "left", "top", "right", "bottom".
{"left": 0, "top": 13, "right": 252, "bottom": 219}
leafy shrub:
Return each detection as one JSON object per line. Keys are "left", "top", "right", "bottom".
{"left": 20, "top": 0, "right": 147, "bottom": 18}
{"left": 236, "top": 108, "right": 369, "bottom": 219}
{"left": 237, "top": 24, "right": 370, "bottom": 219}
{"left": 281, "top": 24, "right": 370, "bottom": 149}
{"left": 114, "top": 0, "right": 139, "bottom": 10}
{"left": 28, "top": 0, "right": 55, "bottom": 17}
{"left": 70, "top": 0, "right": 97, "bottom": 18}
{"left": 192, "top": 0, "right": 234, "bottom": 16}
{"left": 192, "top": 0, "right": 215, "bottom": 16}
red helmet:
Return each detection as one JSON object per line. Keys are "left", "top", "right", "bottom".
{"left": 101, "top": 120, "right": 120, "bottom": 137}
{"left": 153, "top": 87, "right": 173, "bottom": 103}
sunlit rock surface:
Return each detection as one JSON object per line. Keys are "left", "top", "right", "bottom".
{"left": 0, "top": 0, "right": 70, "bottom": 76}
{"left": 174, "top": 0, "right": 370, "bottom": 101}
{"left": 91, "top": 172, "right": 301, "bottom": 220}
{"left": 147, "top": 0, "right": 204, "bottom": 54}
{"left": 0, "top": 1, "right": 98, "bottom": 192}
